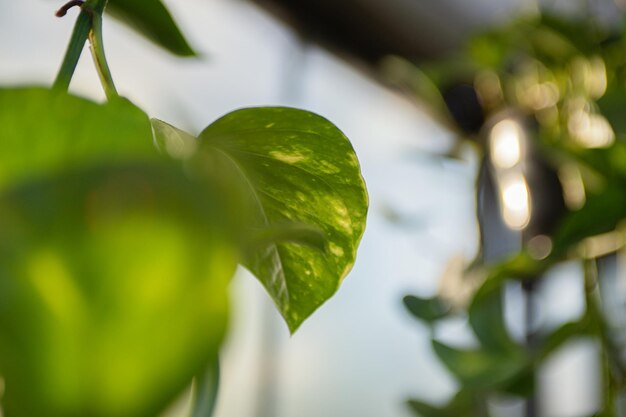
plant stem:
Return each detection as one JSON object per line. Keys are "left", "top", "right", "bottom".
{"left": 191, "top": 357, "right": 220, "bottom": 417}
{"left": 52, "top": 9, "right": 91, "bottom": 92}
{"left": 523, "top": 279, "right": 537, "bottom": 417}
{"left": 584, "top": 259, "right": 618, "bottom": 416}
{"left": 52, "top": 0, "right": 117, "bottom": 99}
{"left": 88, "top": 9, "right": 118, "bottom": 100}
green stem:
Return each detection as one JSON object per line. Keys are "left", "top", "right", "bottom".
{"left": 88, "top": 9, "right": 118, "bottom": 100}
{"left": 52, "top": 9, "right": 92, "bottom": 92}
{"left": 584, "top": 260, "right": 619, "bottom": 416}
{"left": 52, "top": 0, "right": 117, "bottom": 99}
{"left": 191, "top": 357, "right": 220, "bottom": 417}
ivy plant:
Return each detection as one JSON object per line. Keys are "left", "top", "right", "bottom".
{"left": 0, "top": 1, "right": 368, "bottom": 416}
{"left": 387, "top": 11, "right": 626, "bottom": 417}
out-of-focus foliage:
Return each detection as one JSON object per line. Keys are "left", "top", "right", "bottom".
{"left": 0, "top": 0, "right": 370, "bottom": 415}
{"left": 106, "top": 0, "right": 196, "bottom": 56}
{"left": 386, "top": 12, "right": 626, "bottom": 417}
{"left": 0, "top": 86, "right": 367, "bottom": 415}
{"left": 0, "top": 88, "right": 235, "bottom": 417}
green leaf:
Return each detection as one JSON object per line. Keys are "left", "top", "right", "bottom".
{"left": 537, "top": 319, "right": 595, "bottom": 362}
{"left": 0, "top": 88, "right": 236, "bottom": 417}
{"left": 0, "top": 165, "right": 235, "bottom": 417}
{"left": 466, "top": 255, "right": 546, "bottom": 355}
{"left": 106, "top": 0, "right": 196, "bottom": 56}
{"left": 151, "top": 118, "right": 198, "bottom": 160}
{"left": 551, "top": 183, "right": 626, "bottom": 257}
{"left": 468, "top": 286, "right": 517, "bottom": 353}
{"left": 198, "top": 107, "right": 368, "bottom": 332}
{"left": 407, "top": 399, "right": 450, "bottom": 417}
{"left": 247, "top": 222, "right": 327, "bottom": 252}
{"left": 0, "top": 87, "right": 159, "bottom": 192}
{"left": 597, "top": 87, "right": 626, "bottom": 135}
{"left": 403, "top": 295, "right": 450, "bottom": 323}
{"left": 407, "top": 390, "right": 482, "bottom": 417}
{"left": 432, "top": 340, "right": 527, "bottom": 390}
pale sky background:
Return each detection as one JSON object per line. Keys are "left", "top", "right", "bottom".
{"left": 0, "top": 1, "right": 601, "bottom": 416}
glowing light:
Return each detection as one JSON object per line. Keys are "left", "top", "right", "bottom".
{"left": 568, "top": 110, "right": 614, "bottom": 148}
{"left": 525, "top": 82, "right": 560, "bottom": 110}
{"left": 500, "top": 174, "right": 531, "bottom": 230}
{"left": 490, "top": 119, "right": 524, "bottom": 169}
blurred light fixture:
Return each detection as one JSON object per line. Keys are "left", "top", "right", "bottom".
{"left": 500, "top": 173, "right": 531, "bottom": 230}
{"left": 489, "top": 119, "right": 524, "bottom": 169}
{"left": 488, "top": 117, "right": 532, "bottom": 231}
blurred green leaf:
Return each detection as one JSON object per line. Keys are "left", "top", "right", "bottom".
{"left": 469, "top": 31, "right": 512, "bottom": 69}
{"left": 403, "top": 295, "right": 450, "bottom": 323}
{"left": 0, "top": 88, "right": 236, "bottom": 417}
{"left": 379, "top": 56, "right": 458, "bottom": 130}
{"left": 151, "top": 118, "right": 198, "bottom": 160}
{"left": 537, "top": 319, "right": 595, "bottom": 362}
{"left": 468, "top": 286, "right": 517, "bottom": 353}
{"left": 107, "top": 0, "right": 196, "bottom": 56}
{"left": 432, "top": 340, "right": 527, "bottom": 389}
{"left": 198, "top": 107, "right": 368, "bottom": 332}
{"left": 407, "top": 399, "right": 449, "bottom": 417}
{"left": 0, "top": 165, "right": 235, "bottom": 417}
{"left": 469, "top": 15, "right": 598, "bottom": 71}
{"left": 597, "top": 88, "right": 626, "bottom": 135}
{"left": 551, "top": 184, "right": 626, "bottom": 256}
{"left": 0, "top": 88, "right": 159, "bottom": 192}
{"left": 408, "top": 390, "right": 483, "bottom": 417}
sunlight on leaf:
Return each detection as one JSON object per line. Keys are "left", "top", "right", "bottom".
{"left": 198, "top": 107, "right": 368, "bottom": 332}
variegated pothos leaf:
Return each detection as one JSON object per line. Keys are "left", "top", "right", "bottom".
{"left": 197, "top": 107, "right": 368, "bottom": 332}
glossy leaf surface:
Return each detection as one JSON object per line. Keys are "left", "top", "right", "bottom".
{"left": 107, "top": 0, "right": 196, "bottom": 56}
{"left": 198, "top": 107, "right": 368, "bottom": 332}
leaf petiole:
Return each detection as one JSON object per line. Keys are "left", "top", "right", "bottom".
{"left": 88, "top": 8, "right": 118, "bottom": 100}
{"left": 52, "top": 0, "right": 118, "bottom": 100}
{"left": 52, "top": 7, "right": 91, "bottom": 92}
